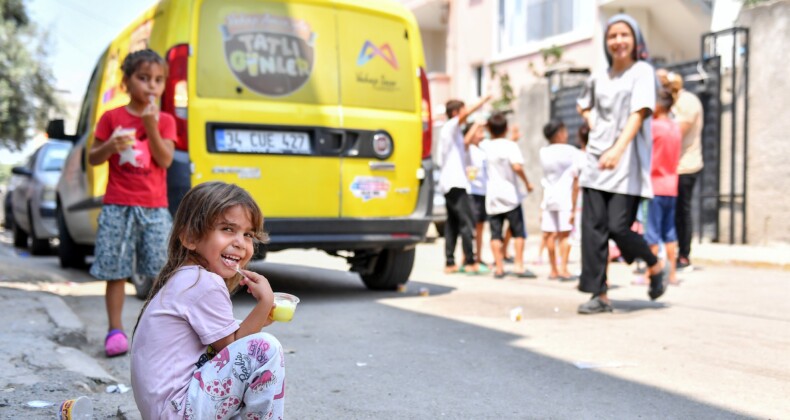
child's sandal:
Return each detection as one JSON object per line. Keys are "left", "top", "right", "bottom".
{"left": 105, "top": 329, "right": 128, "bottom": 357}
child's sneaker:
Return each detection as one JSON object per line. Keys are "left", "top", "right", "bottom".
{"left": 105, "top": 329, "right": 128, "bottom": 357}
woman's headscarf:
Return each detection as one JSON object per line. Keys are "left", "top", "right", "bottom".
{"left": 604, "top": 14, "right": 650, "bottom": 65}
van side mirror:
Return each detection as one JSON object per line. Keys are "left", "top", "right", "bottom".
{"left": 11, "top": 166, "right": 33, "bottom": 177}
{"left": 46, "top": 119, "right": 74, "bottom": 142}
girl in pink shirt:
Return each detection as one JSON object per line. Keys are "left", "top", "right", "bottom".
{"left": 131, "top": 182, "right": 285, "bottom": 420}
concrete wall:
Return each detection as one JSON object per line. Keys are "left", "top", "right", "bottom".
{"left": 737, "top": 1, "right": 790, "bottom": 244}
{"left": 420, "top": 29, "right": 447, "bottom": 74}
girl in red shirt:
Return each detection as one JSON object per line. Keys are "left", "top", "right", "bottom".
{"left": 88, "top": 49, "right": 177, "bottom": 357}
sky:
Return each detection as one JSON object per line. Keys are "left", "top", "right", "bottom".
{"left": 1, "top": 0, "right": 157, "bottom": 164}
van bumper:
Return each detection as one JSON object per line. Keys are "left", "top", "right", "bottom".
{"left": 265, "top": 217, "right": 432, "bottom": 251}
{"left": 265, "top": 158, "right": 435, "bottom": 252}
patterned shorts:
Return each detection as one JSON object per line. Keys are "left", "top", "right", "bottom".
{"left": 89, "top": 205, "right": 172, "bottom": 280}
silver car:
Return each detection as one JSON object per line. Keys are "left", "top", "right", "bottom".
{"left": 10, "top": 140, "right": 72, "bottom": 254}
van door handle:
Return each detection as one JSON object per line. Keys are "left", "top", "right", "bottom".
{"left": 369, "top": 162, "right": 395, "bottom": 171}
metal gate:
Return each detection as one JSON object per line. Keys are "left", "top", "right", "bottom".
{"left": 546, "top": 68, "right": 589, "bottom": 147}
{"left": 666, "top": 56, "right": 722, "bottom": 244}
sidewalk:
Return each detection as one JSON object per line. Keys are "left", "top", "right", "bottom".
{"left": 692, "top": 241, "right": 790, "bottom": 270}
{"left": 0, "top": 286, "right": 141, "bottom": 419}
{"left": 0, "top": 237, "right": 140, "bottom": 420}
{"left": 425, "top": 224, "right": 790, "bottom": 271}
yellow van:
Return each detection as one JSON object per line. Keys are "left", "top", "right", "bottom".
{"left": 53, "top": 0, "right": 434, "bottom": 293}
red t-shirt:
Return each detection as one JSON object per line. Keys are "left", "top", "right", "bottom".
{"left": 650, "top": 117, "right": 682, "bottom": 197}
{"left": 95, "top": 106, "right": 177, "bottom": 207}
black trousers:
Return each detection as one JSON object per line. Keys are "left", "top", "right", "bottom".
{"left": 579, "top": 188, "right": 658, "bottom": 295}
{"left": 444, "top": 188, "right": 475, "bottom": 266}
{"left": 676, "top": 171, "right": 699, "bottom": 260}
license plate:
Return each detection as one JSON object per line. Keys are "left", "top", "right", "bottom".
{"left": 214, "top": 128, "right": 311, "bottom": 155}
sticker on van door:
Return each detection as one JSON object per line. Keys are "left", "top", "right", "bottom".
{"left": 350, "top": 176, "right": 390, "bottom": 201}
{"left": 221, "top": 14, "right": 315, "bottom": 97}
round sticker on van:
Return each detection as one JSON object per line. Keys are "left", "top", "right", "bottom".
{"left": 221, "top": 14, "right": 315, "bottom": 97}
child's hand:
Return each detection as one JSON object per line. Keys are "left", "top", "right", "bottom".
{"left": 598, "top": 145, "right": 624, "bottom": 170}
{"left": 509, "top": 124, "right": 521, "bottom": 141}
{"left": 526, "top": 182, "right": 534, "bottom": 193}
{"left": 238, "top": 269, "right": 274, "bottom": 303}
{"left": 141, "top": 96, "right": 160, "bottom": 128}
{"left": 107, "top": 127, "right": 135, "bottom": 153}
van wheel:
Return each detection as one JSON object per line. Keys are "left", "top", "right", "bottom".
{"left": 57, "top": 206, "right": 87, "bottom": 268}
{"left": 29, "top": 206, "right": 50, "bottom": 256}
{"left": 359, "top": 248, "right": 415, "bottom": 291}
{"left": 12, "top": 221, "right": 28, "bottom": 248}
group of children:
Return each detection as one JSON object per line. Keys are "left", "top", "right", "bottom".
{"left": 438, "top": 98, "right": 538, "bottom": 279}
{"left": 88, "top": 49, "right": 284, "bottom": 419}
{"left": 438, "top": 97, "right": 590, "bottom": 282}
{"left": 439, "top": 66, "right": 689, "bottom": 291}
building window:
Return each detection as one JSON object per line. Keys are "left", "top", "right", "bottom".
{"left": 498, "top": 0, "right": 585, "bottom": 53}
{"left": 472, "top": 65, "right": 484, "bottom": 97}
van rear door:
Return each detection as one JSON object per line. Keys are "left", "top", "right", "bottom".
{"left": 336, "top": 5, "right": 421, "bottom": 218}
{"left": 191, "top": 0, "right": 342, "bottom": 218}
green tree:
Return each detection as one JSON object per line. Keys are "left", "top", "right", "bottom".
{"left": 0, "top": 0, "right": 59, "bottom": 151}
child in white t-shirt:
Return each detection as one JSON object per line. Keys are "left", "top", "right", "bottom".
{"left": 464, "top": 119, "right": 491, "bottom": 272}
{"left": 482, "top": 113, "right": 535, "bottom": 279}
{"left": 539, "top": 119, "right": 582, "bottom": 281}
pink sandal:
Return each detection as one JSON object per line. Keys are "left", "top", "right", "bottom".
{"left": 105, "top": 329, "right": 128, "bottom": 357}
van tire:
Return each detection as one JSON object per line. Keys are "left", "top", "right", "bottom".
{"left": 13, "top": 221, "right": 28, "bottom": 248}
{"left": 28, "top": 206, "right": 50, "bottom": 256}
{"left": 360, "top": 248, "right": 415, "bottom": 291}
{"left": 57, "top": 206, "right": 87, "bottom": 269}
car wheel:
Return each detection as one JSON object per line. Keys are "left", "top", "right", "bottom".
{"left": 12, "top": 220, "right": 28, "bottom": 248}
{"left": 131, "top": 272, "right": 154, "bottom": 300}
{"left": 434, "top": 221, "right": 446, "bottom": 237}
{"left": 359, "top": 248, "right": 415, "bottom": 291}
{"left": 56, "top": 205, "right": 87, "bottom": 268}
{"left": 29, "top": 206, "right": 51, "bottom": 256}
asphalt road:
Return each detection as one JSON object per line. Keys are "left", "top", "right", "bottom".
{"left": 2, "top": 233, "right": 788, "bottom": 419}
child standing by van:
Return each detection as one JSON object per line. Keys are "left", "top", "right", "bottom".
{"left": 131, "top": 182, "right": 284, "bottom": 420}
{"left": 88, "top": 49, "right": 177, "bottom": 356}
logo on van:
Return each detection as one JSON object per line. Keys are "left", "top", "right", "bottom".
{"left": 357, "top": 41, "right": 399, "bottom": 70}
{"left": 221, "top": 14, "right": 316, "bottom": 97}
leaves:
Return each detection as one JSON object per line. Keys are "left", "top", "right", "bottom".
{"left": 488, "top": 64, "right": 514, "bottom": 112}
{"left": 0, "top": 0, "right": 60, "bottom": 150}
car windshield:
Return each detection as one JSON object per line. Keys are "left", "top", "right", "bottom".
{"left": 40, "top": 146, "right": 69, "bottom": 172}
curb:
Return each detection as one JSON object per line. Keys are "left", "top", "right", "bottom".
{"left": 694, "top": 257, "right": 790, "bottom": 272}
{"left": 38, "top": 294, "right": 88, "bottom": 347}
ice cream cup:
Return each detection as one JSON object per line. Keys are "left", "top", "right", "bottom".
{"left": 115, "top": 127, "right": 137, "bottom": 145}
{"left": 270, "top": 292, "right": 300, "bottom": 322}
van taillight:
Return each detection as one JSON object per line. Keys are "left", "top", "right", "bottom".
{"left": 419, "top": 66, "right": 432, "bottom": 159}
{"left": 162, "top": 44, "right": 189, "bottom": 151}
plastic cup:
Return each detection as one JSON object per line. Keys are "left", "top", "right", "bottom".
{"left": 58, "top": 396, "right": 93, "bottom": 419}
{"left": 115, "top": 127, "right": 137, "bottom": 145}
{"left": 270, "top": 292, "right": 299, "bottom": 322}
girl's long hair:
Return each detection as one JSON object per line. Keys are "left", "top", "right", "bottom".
{"left": 133, "top": 182, "right": 267, "bottom": 336}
